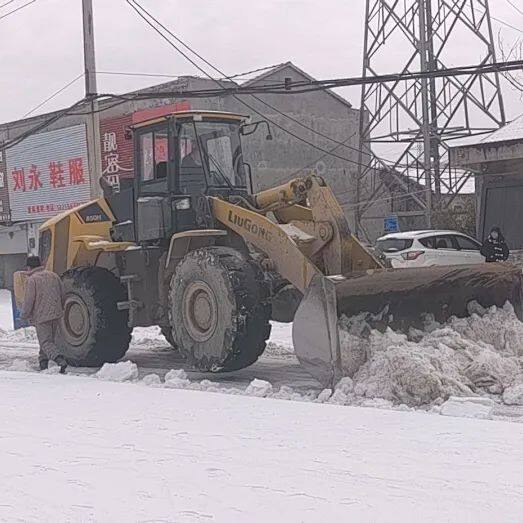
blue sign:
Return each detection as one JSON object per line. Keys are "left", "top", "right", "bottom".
{"left": 384, "top": 215, "right": 400, "bottom": 233}
{"left": 11, "top": 292, "right": 29, "bottom": 330}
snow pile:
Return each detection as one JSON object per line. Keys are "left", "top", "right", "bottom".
{"left": 96, "top": 361, "right": 139, "bottom": 382}
{"left": 245, "top": 378, "right": 273, "bottom": 397}
{"left": 0, "top": 327, "right": 37, "bottom": 342}
{"left": 439, "top": 396, "right": 495, "bottom": 420}
{"left": 448, "top": 303, "right": 523, "bottom": 357}
{"left": 141, "top": 373, "right": 162, "bottom": 386}
{"left": 503, "top": 384, "right": 523, "bottom": 406}
{"left": 132, "top": 326, "right": 166, "bottom": 346}
{"left": 339, "top": 304, "right": 523, "bottom": 407}
{"left": 164, "top": 368, "right": 191, "bottom": 388}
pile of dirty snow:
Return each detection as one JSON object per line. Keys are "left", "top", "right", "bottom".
{"left": 0, "top": 326, "right": 37, "bottom": 342}
{"left": 338, "top": 303, "right": 523, "bottom": 407}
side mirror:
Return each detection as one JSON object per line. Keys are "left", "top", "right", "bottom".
{"left": 240, "top": 120, "right": 273, "bottom": 141}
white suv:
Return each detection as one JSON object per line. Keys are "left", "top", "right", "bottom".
{"left": 375, "top": 230, "right": 484, "bottom": 268}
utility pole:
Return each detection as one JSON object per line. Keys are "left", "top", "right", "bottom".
{"left": 82, "top": 0, "right": 102, "bottom": 198}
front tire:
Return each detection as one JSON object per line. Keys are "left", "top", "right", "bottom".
{"left": 59, "top": 267, "right": 132, "bottom": 366}
{"left": 169, "top": 247, "right": 271, "bottom": 372}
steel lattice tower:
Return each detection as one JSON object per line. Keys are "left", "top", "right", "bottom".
{"left": 356, "top": 0, "right": 505, "bottom": 238}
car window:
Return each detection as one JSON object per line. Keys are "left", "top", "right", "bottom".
{"left": 433, "top": 235, "right": 458, "bottom": 250}
{"left": 454, "top": 235, "right": 480, "bottom": 251}
{"left": 419, "top": 236, "right": 436, "bottom": 249}
{"left": 375, "top": 238, "right": 413, "bottom": 253}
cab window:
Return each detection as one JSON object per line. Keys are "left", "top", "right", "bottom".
{"left": 139, "top": 130, "right": 168, "bottom": 182}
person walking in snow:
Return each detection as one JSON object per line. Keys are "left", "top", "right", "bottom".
{"left": 20, "top": 256, "right": 67, "bottom": 373}
{"left": 480, "top": 226, "right": 510, "bottom": 263}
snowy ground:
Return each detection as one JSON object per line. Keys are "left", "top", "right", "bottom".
{"left": 1, "top": 370, "right": 523, "bottom": 522}
{"left": 1, "top": 290, "right": 523, "bottom": 520}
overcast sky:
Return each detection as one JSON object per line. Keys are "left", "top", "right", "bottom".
{"left": 1, "top": 0, "right": 522, "bottom": 126}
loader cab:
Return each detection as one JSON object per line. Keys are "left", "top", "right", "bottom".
{"left": 116, "top": 111, "right": 249, "bottom": 245}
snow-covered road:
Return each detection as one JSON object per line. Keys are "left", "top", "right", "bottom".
{"left": 1, "top": 370, "right": 522, "bottom": 522}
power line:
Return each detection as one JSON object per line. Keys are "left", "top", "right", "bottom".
{"left": 125, "top": 0, "right": 372, "bottom": 173}
{"left": 491, "top": 14, "right": 523, "bottom": 35}
{"left": 0, "top": 0, "right": 19, "bottom": 8}
{"left": 504, "top": 0, "right": 523, "bottom": 17}
{"left": 3, "top": 98, "right": 87, "bottom": 150}
{"left": 23, "top": 73, "right": 84, "bottom": 118}
{"left": 0, "top": 0, "right": 36, "bottom": 21}
{"left": 125, "top": 1, "right": 517, "bottom": 174}
{"left": 97, "top": 70, "right": 180, "bottom": 79}
{"left": 4, "top": 55, "right": 522, "bottom": 152}
{"left": 4, "top": 3, "right": 522, "bottom": 158}
{"left": 122, "top": 2, "right": 411, "bottom": 174}
{"left": 226, "top": 63, "right": 286, "bottom": 81}
{"left": 102, "top": 61, "right": 523, "bottom": 98}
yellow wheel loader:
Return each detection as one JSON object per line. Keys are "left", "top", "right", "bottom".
{"left": 38, "top": 110, "right": 523, "bottom": 386}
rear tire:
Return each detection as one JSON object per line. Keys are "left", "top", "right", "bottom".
{"left": 169, "top": 247, "right": 271, "bottom": 372}
{"left": 59, "top": 267, "right": 132, "bottom": 366}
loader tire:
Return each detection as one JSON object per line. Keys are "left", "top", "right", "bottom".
{"left": 169, "top": 247, "right": 271, "bottom": 372}
{"left": 59, "top": 267, "right": 132, "bottom": 367}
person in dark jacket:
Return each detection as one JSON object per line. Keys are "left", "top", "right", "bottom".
{"left": 480, "top": 226, "right": 509, "bottom": 263}
{"left": 20, "top": 256, "right": 67, "bottom": 373}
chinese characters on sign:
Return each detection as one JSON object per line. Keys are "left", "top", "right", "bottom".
{"left": 11, "top": 161, "right": 83, "bottom": 193}
{"left": 11, "top": 159, "right": 87, "bottom": 214}
{"left": 101, "top": 129, "right": 133, "bottom": 192}
{"left": 6, "top": 124, "right": 91, "bottom": 221}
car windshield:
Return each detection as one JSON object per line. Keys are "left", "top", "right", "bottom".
{"left": 375, "top": 238, "right": 413, "bottom": 253}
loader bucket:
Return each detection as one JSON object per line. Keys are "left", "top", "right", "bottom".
{"left": 293, "top": 264, "right": 523, "bottom": 388}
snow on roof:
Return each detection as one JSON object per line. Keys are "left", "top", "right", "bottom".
{"left": 450, "top": 113, "right": 523, "bottom": 148}
{"left": 479, "top": 113, "right": 523, "bottom": 144}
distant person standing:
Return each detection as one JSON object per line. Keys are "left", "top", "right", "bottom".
{"left": 480, "top": 226, "right": 510, "bottom": 263}
{"left": 20, "top": 256, "right": 67, "bottom": 373}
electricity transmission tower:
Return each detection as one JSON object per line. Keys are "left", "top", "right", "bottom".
{"left": 356, "top": 0, "right": 505, "bottom": 238}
